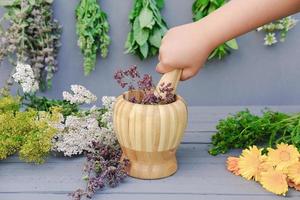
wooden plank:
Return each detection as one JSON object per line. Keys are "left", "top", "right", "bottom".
{"left": 1, "top": 193, "right": 299, "bottom": 200}
{"left": 182, "top": 131, "right": 213, "bottom": 143}
{"left": 188, "top": 106, "right": 300, "bottom": 123}
{"left": 186, "top": 105, "right": 300, "bottom": 132}
{"left": 1, "top": 144, "right": 299, "bottom": 197}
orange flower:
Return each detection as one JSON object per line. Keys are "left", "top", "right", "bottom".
{"left": 238, "top": 146, "right": 266, "bottom": 181}
{"left": 226, "top": 156, "right": 240, "bottom": 175}
{"left": 260, "top": 168, "right": 288, "bottom": 196}
{"left": 266, "top": 143, "right": 299, "bottom": 171}
{"left": 288, "top": 179, "right": 300, "bottom": 191}
{"left": 288, "top": 162, "right": 300, "bottom": 185}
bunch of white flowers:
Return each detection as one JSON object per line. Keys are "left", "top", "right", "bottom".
{"left": 63, "top": 84, "right": 97, "bottom": 104}
{"left": 12, "top": 62, "right": 39, "bottom": 93}
{"left": 51, "top": 96, "right": 117, "bottom": 157}
{"left": 51, "top": 115, "right": 104, "bottom": 157}
{"left": 102, "top": 96, "right": 116, "bottom": 110}
{"left": 100, "top": 96, "right": 117, "bottom": 144}
{"left": 257, "top": 16, "right": 298, "bottom": 46}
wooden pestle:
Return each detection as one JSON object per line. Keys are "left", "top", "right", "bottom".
{"left": 156, "top": 69, "right": 183, "bottom": 97}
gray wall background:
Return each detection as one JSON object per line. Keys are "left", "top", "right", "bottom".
{"left": 0, "top": 0, "right": 300, "bottom": 106}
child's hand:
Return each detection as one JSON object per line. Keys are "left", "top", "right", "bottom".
{"left": 156, "top": 22, "right": 214, "bottom": 81}
{"left": 156, "top": 0, "right": 300, "bottom": 81}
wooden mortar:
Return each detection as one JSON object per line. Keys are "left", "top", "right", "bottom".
{"left": 113, "top": 69, "right": 188, "bottom": 179}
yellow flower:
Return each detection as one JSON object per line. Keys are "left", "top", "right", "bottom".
{"left": 288, "top": 162, "right": 300, "bottom": 185}
{"left": 288, "top": 179, "right": 300, "bottom": 191}
{"left": 238, "top": 146, "right": 266, "bottom": 181}
{"left": 266, "top": 143, "right": 299, "bottom": 171}
{"left": 226, "top": 156, "right": 240, "bottom": 176}
{"left": 260, "top": 168, "right": 288, "bottom": 196}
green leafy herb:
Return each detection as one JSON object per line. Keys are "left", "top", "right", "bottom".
{"left": 0, "top": 95, "right": 59, "bottom": 164}
{"left": 209, "top": 109, "right": 300, "bottom": 156}
{"left": 192, "top": 0, "right": 238, "bottom": 60}
{"left": 0, "top": 0, "right": 62, "bottom": 90}
{"left": 76, "top": 0, "right": 111, "bottom": 75}
{"left": 22, "top": 94, "right": 79, "bottom": 117}
{"left": 125, "top": 0, "right": 168, "bottom": 59}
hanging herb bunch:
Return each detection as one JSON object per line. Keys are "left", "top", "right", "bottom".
{"left": 76, "top": 0, "right": 111, "bottom": 76}
{"left": 257, "top": 16, "right": 298, "bottom": 46}
{"left": 125, "top": 0, "right": 168, "bottom": 59}
{"left": 192, "top": 0, "right": 238, "bottom": 60}
{"left": 0, "top": 0, "right": 62, "bottom": 91}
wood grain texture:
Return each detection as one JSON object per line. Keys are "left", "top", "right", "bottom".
{"left": 113, "top": 91, "right": 188, "bottom": 179}
{"left": 156, "top": 69, "right": 182, "bottom": 97}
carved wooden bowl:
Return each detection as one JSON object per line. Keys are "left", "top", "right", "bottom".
{"left": 113, "top": 90, "right": 188, "bottom": 179}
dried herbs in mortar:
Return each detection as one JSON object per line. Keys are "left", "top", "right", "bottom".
{"left": 114, "top": 65, "right": 176, "bottom": 104}
{"left": 125, "top": 0, "right": 168, "bottom": 59}
{"left": 76, "top": 0, "right": 111, "bottom": 75}
{"left": 192, "top": 0, "right": 238, "bottom": 59}
{"left": 0, "top": 0, "right": 62, "bottom": 90}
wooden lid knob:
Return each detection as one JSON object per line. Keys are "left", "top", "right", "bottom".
{"left": 156, "top": 69, "right": 182, "bottom": 97}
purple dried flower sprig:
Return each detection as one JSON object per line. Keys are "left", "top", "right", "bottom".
{"left": 114, "top": 66, "right": 176, "bottom": 105}
{"left": 70, "top": 141, "right": 129, "bottom": 200}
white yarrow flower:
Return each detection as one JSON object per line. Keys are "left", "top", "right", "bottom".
{"left": 12, "top": 62, "right": 39, "bottom": 93}
{"left": 63, "top": 84, "right": 97, "bottom": 104}
{"left": 51, "top": 96, "right": 117, "bottom": 157}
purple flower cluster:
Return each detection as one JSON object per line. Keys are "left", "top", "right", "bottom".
{"left": 114, "top": 65, "right": 141, "bottom": 89}
{"left": 70, "top": 141, "right": 129, "bottom": 200}
{"left": 114, "top": 66, "right": 176, "bottom": 105}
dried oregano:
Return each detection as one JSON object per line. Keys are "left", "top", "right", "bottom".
{"left": 76, "top": 0, "right": 111, "bottom": 75}
{"left": 0, "top": 0, "right": 62, "bottom": 90}
{"left": 125, "top": 0, "right": 168, "bottom": 59}
{"left": 192, "top": 0, "right": 238, "bottom": 60}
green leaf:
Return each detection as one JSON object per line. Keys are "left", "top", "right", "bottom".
{"left": 45, "top": 0, "right": 54, "bottom": 4}
{"left": 125, "top": 31, "right": 134, "bottom": 49}
{"left": 226, "top": 39, "right": 239, "bottom": 50}
{"left": 155, "top": 0, "right": 165, "bottom": 9}
{"left": 139, "top": 7, "right": 154, "bottom": 28}
{"left": 193, "top": 11, "right": 204, "bottom": 21}
{"left": 0, "top": 0, "right": 15, "bottom": 6}
{"left": 139, "top": 42, "right": 149, "bottom": 59}
{"left": 133, "top": 18, "right": 149, "bottom": 45}
{"left": 149, "top": 28, "right": 162, "bottom": 48}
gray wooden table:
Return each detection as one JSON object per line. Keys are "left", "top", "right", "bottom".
{"left": 1, "top": 106, "right": 300, "bottom": 200}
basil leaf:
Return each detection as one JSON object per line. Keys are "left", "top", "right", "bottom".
{"left": 155, "top": 0, "right": 164, "bottom": 9}
{"left": 133, "top": 18, "right": 149, "bottom": 45}
{"left": 149, "top": 28, "right": 162, "bottom": 48}
{"left": 140, "top": 42, "right": 149, "bottom": 58}
{"left": 139, "top": 7, "right": 154, "bottom": 28}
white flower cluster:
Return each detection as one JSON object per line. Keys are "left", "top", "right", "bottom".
{"left": 51, "top": 96, "right": 117, "bottom": 157}
{"left": 12, "top": 62, "right": 39, "bottom": 93}
{"left": 52, "top": 115, "right": 104, "bottom": 157}
{"left": 257, "top": 16, "right": 298, "bottom": 46}
{"left": 102, "top": 96, "right": 116, "bottom": 110}
{"left": 100, "top": 96, "right": 117, "bottom": 144}
{"left": 63, "top": 84, "right": 97, "bottom": 104}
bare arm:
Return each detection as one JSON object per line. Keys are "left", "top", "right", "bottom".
{"left": 156, "top": 0, "right": 300, "bottom": 80}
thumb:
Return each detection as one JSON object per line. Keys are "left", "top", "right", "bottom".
{"left": 156, "top": 62, "right": 174, "bottom": 74}
{"left": 181, "top": 67, "right": 200, "bottom": 81}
